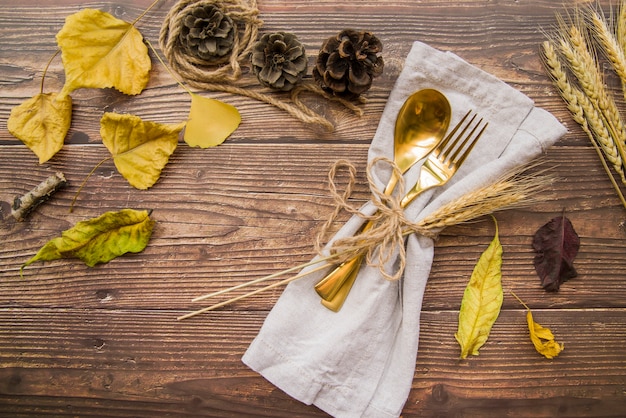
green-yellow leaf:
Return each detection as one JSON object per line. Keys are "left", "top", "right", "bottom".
{"left": 184, "top": 93, "right": 241, "bottom": 148}
{"left": 527, "top": 310, "right": 564, "bottom": 359}
{"left": 21, "top": 209, "right": 154, "bottom": 273}
{"left": 100, "top": 112, "right": 184, "bottom": 190}
{"left": 7, "top": 93, "right": 72, "bottom": 164}
{"left": 56, "top": 9, "right": 151, "bottom": 97}
{"left": 455, "top": 217, "right": 503, "bottom": 359}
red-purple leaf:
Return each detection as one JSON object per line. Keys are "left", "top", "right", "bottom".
{"left": 532, "top": 215, "right": 580, "bottom": 291}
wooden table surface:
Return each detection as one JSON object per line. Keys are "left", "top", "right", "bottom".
{"left": 1, "top": 0, "right": 626, "bottom": 416}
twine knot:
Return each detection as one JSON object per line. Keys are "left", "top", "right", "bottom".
{"left": 316, "top": 158, "right": 437, "bottom": 282}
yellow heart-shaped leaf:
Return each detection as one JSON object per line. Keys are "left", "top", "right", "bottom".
{"left": 184, "top": 93, "right": 241, "bottom": 148}
{"left": 56, "top": 9, "right": 151, "bottom": 96}
{"left": 100, "top": 112, "right": 184, "bottom": 189}
{"left": 7, "top": 92, "right": 72, "bottom": 164}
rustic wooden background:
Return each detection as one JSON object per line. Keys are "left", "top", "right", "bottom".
{"left": 1, "top": 0, "right": 625, "bottom": 416}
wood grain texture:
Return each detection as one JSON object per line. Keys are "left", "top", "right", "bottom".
{"left": 1, "top": 0, "right": 625, "bottom": 416}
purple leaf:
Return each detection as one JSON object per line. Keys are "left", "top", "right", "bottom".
{"left": 532, "top": 215, "right": 580, "bottom": 291}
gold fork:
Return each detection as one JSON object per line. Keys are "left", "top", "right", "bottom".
{"left": 317, "top": 111, "right": 488, "bottom": 311}
{"left": 400, "top": 112, "right": 487, "bottom": 206}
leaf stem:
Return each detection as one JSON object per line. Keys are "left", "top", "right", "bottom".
{"left": 132, "top": 0, "right": 162, "bottom": 26}
{"left": 70, "top": 156, "right": 112, "bottom": 212}
{"left": 40, "top": 49, "right": 60, "bottom": 94}
{"left": 509, "top": 290, "right": 530, "bottom": 311}
{"left": 145, "top": 39, "right": 194, "bottom": 96}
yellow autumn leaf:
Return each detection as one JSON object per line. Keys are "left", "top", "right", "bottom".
{"left": 510, "top": 291, "right": 564, "bottom": 359}
{"left": 7, "top": 93, "right": 72, "bottom": 164}
{"left": 526, "top": 307, "right": 564, "bottom": 359}
{"left": 21, "top": 209, "right": 154, "bottom": 272}
{"left": 455, "top": 217, "right": 503, "bottom": 359}
{"left": 184, "top": 93, "right": 241, "bottom": 148}
{"left": 100, "top": 112, "right": 185, "bottom": 190}
{"left": 56, "top": 9, "right": 151, "bottom": 97}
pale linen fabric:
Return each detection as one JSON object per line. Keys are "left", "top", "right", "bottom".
{"left": 243, "top": 41, "right": 567, "bottom": 417}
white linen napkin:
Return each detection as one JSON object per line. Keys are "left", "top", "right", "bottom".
{"left": 242, "top": 41, "right": 567, "bottom": 417}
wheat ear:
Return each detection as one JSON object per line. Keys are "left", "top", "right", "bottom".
{"left": 589, "top": 9, "right": 626, "bottom": 99}
{"left": 414, "top": 166, "right": 554, "bottom": 232}
{"left": 566, "top": 22, "right": 626, "bottom": 129}
{"left": 542, "top": 40, "right": 626, "bottom": 209}
{"left": 568, "top": 21, "right": 626, "bottom": 156}
{"left": 557, "top": 21, "right": 626, "bottom": 176}
{"left": 618, "top": 0, "right": 626, "bottom": 63}
{"left": 542, "top": 40, "right": 626, "bottom": 181}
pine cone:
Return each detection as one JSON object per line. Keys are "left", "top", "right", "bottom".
{"left": 251, "top": 32, "right": 308, "bottom": 92}
{"left": 313, "top": 29, "right": 384, "bottom": 97}
{"left": 179, "top": 4, "right": 235, "bottom": 62}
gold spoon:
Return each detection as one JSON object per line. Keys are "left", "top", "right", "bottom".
{"left": 314, "top": 89, "right": 451, "bottom": 309}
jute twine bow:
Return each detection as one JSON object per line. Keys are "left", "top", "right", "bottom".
{"left": 159, "top": 0, "right": 362, "bottom": 131}
{"left": 316, "top": 158, "right": 438, "bottom": 282}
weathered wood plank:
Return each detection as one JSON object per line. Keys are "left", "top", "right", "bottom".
{"left": 1, "top": 145, "right": 625, "bottom": 313}
{"left": 0, "top": 308, "right": 624, "bottom": 417}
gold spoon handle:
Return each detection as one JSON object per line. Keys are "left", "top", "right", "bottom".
{"left": 314, "top": 252, "right": 364, "bottom": 301}
{"left": 383, "top": 169, "right": 400, "bottom": 196}
{"left": 314, "top": 219, "right": 374, "bottom": 301}
{"left": 316, "top": 255, "right": 363, "bottom": 312}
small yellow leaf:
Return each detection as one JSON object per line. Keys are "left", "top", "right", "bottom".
{"left": 21, "top": 209, "right": 154, "bottom": 272}
{"left": 455, "top": 218, "right": 503, "bottom": 359}
{"left": 527, "top": 310, "right": 564, "bottom": 359}
{"left": 7, "top": 93, "right": 72, "bottom": 164}
{"left": 56, "top": 9, "right": 151, "bottom": 96}
{"left": 184, "top": 93, "right": 241, "bottom": 148}
{"left": 100, "top": 112, "right": 185, "bottom": 190}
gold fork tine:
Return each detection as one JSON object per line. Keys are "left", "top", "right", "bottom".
{"left": 454, "top": 120, "right": 487, "bottom": 167}
{"left": 434, "top": 110, "right": 472, "bottom": 158}
{"left": 442, "top": 113, "right": 479, "bottom": 163}
{"left": 399, "top": 112, "right": 486, "bottom": 208}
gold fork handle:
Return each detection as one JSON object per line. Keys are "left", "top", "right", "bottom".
{"left": 399, "top": 180, "right": 438, "bottom": 208}
{"left": 400, "top": 162, "right": 445, "bottom": 207}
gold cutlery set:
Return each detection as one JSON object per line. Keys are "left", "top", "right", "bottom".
{"left": 314, "top": 89, "right": 488, "bottom": 311}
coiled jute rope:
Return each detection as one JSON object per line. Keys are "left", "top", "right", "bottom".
{"left": 159, "top": 0, "right": 362, "bottom": 131}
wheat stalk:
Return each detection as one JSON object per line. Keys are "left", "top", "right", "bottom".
{"left": 414, "top": 168, "right": 553, "bottom": 232}
{"left": 568, "top": 16, "right": 626, "bottom": 163}
{"left": 542, "top": 7, "right": 626, "bottom": 210}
